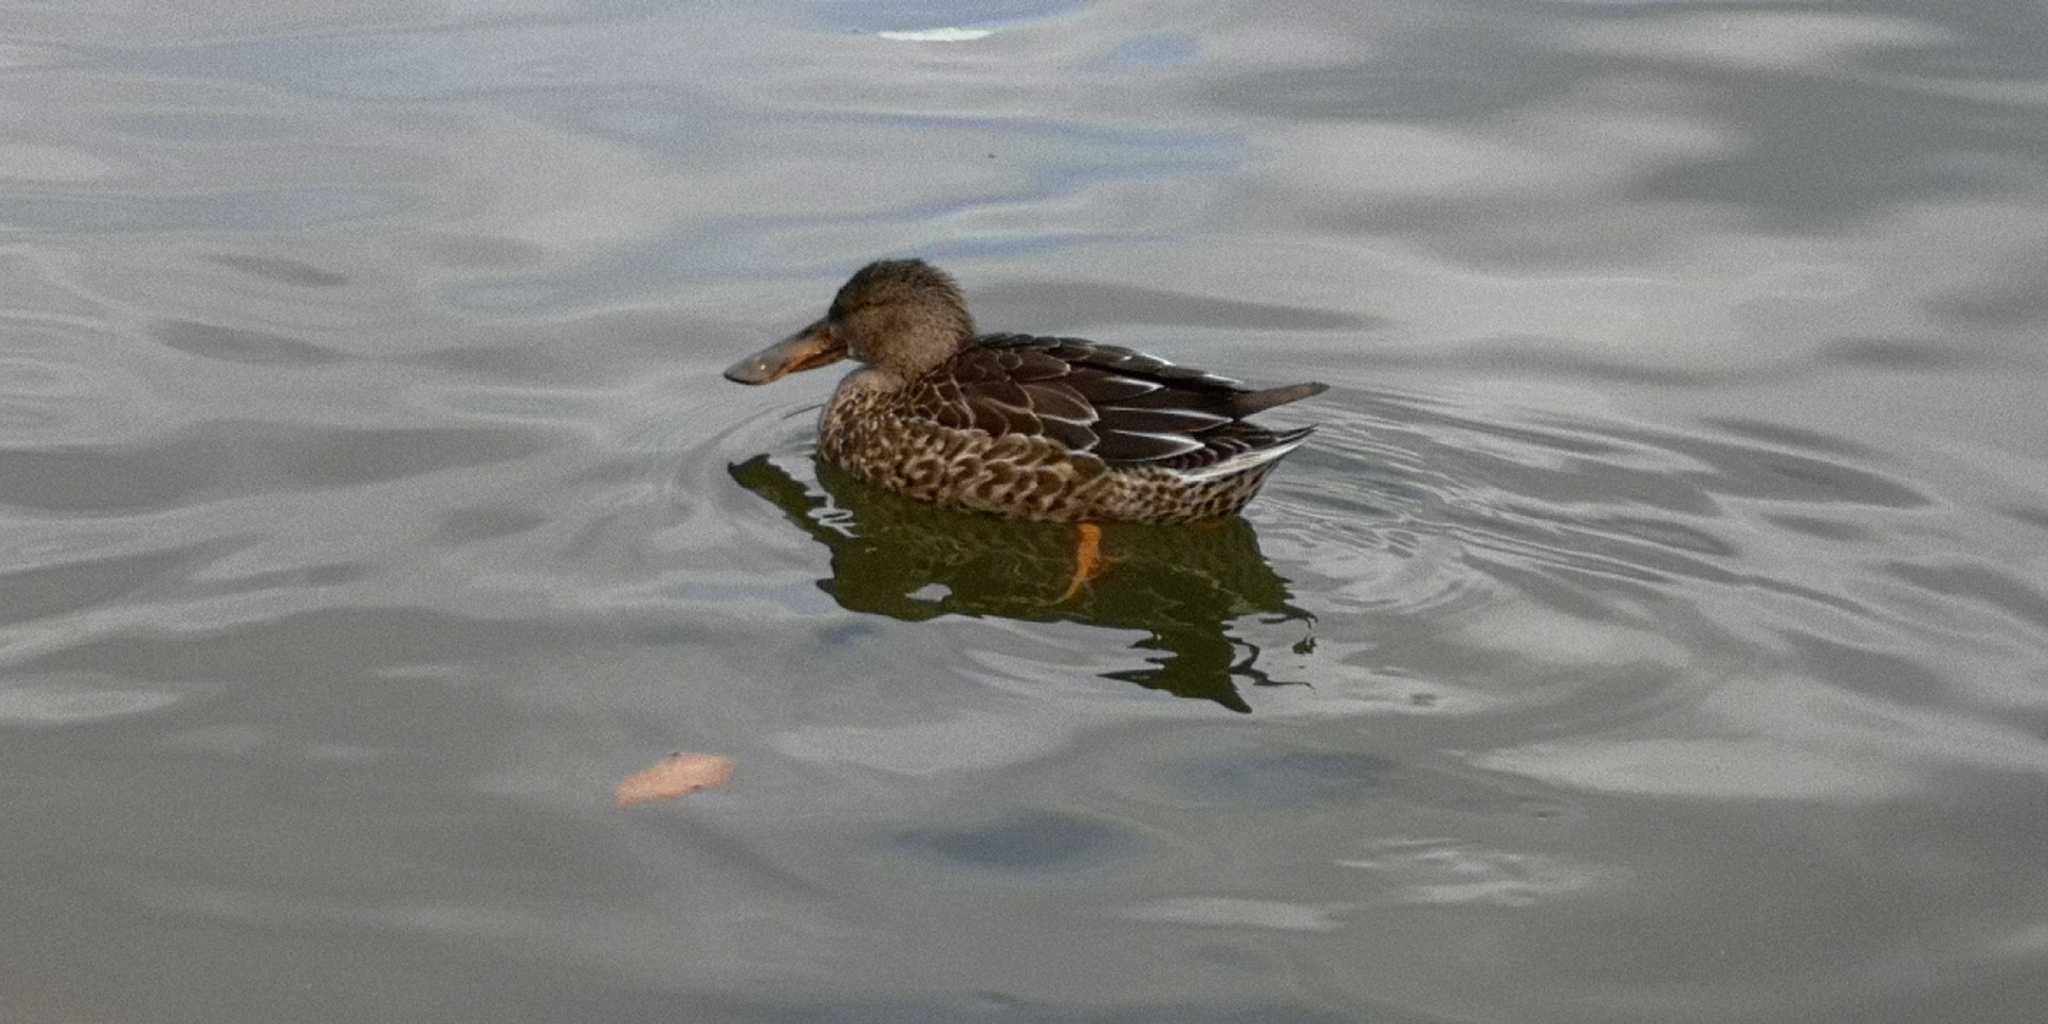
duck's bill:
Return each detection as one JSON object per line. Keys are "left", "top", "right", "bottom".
{"left": 723, "top": 318, "right": 846, "bottom": 384}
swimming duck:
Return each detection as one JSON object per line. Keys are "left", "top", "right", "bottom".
{"left": 723, "top": 259, "right": 1326, "bottom": 526}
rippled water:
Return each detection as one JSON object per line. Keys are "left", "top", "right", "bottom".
{"left": 6, "top": 2, "right": 2048, "bottom": 1021}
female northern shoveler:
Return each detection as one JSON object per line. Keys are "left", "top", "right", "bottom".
{"left": 723, "top": 259, "right": 1326, "bottom": 526}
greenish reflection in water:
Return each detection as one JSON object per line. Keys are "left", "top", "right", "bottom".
{"left": 730, "top": 455, "right": 1312, "bottom": 712}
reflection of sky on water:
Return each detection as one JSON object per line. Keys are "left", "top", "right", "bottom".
{"left": 29, "top": 1, "right": 2048, "bottom": 377}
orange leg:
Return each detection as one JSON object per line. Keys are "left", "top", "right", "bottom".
{"left": 1058, "top": 522, "right": 1106, "bottom": 602}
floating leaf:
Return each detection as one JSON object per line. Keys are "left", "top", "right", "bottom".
{"left": 614, "top": 752, "right": 734, "bottom": 808}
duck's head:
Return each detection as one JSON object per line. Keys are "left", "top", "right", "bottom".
{"left": 724, "top": 259, "right": 975, "bottom": 386}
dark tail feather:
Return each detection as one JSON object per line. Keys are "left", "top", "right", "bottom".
{"left": 1230, "top": 381, "right": 1328, "bottom": 417}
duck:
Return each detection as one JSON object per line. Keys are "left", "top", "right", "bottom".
{"left": 723, "top": 258, "right": 1326, "bottom": 527}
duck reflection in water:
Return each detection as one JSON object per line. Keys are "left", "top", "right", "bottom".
{"left": 730, "top": 454, "right": 1312, "bottom": 712}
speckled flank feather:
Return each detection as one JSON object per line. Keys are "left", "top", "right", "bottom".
{"left": 817, "top": 391, "right": 1301, "bottom": 524}
{"left": 729, "top": 259, "right": 1327, "bottom": 524}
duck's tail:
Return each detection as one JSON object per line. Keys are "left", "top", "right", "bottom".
{"left": 1175, "top": 425, "right": 1317, "bottom": 482}
{"left": 1229, "top": 381, "right": 1328, "bottom": 418}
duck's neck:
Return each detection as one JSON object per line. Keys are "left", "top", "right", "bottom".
{"left": 834, "top": 365, "right": 906, "bottom": 398}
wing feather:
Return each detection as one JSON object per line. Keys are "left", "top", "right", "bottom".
{"left": 903, "top": 335, "right": 1321, "bottom": 473}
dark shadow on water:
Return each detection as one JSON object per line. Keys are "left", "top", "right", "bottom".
{"left": 730, "top": 455, "right": 1312, "bottom": 713}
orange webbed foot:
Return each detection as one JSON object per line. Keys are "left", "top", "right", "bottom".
{"left": 1057, "top": 522, "right": 1106, "bottom": 602}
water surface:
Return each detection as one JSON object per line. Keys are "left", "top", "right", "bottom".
{"left": 5, "top": 2, "right": 2048, "bottom": 1021}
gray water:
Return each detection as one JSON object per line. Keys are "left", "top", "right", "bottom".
{"left": 6, "top": 2, "right": 2048, "bottom": 1021}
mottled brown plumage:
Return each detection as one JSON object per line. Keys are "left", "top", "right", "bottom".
{"left": 723, "top": 259, "right": 1327, "bottom": 524}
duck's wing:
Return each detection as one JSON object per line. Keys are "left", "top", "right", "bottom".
{"left": 905, "top": 335, "right": 1326, "bottom": 472}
